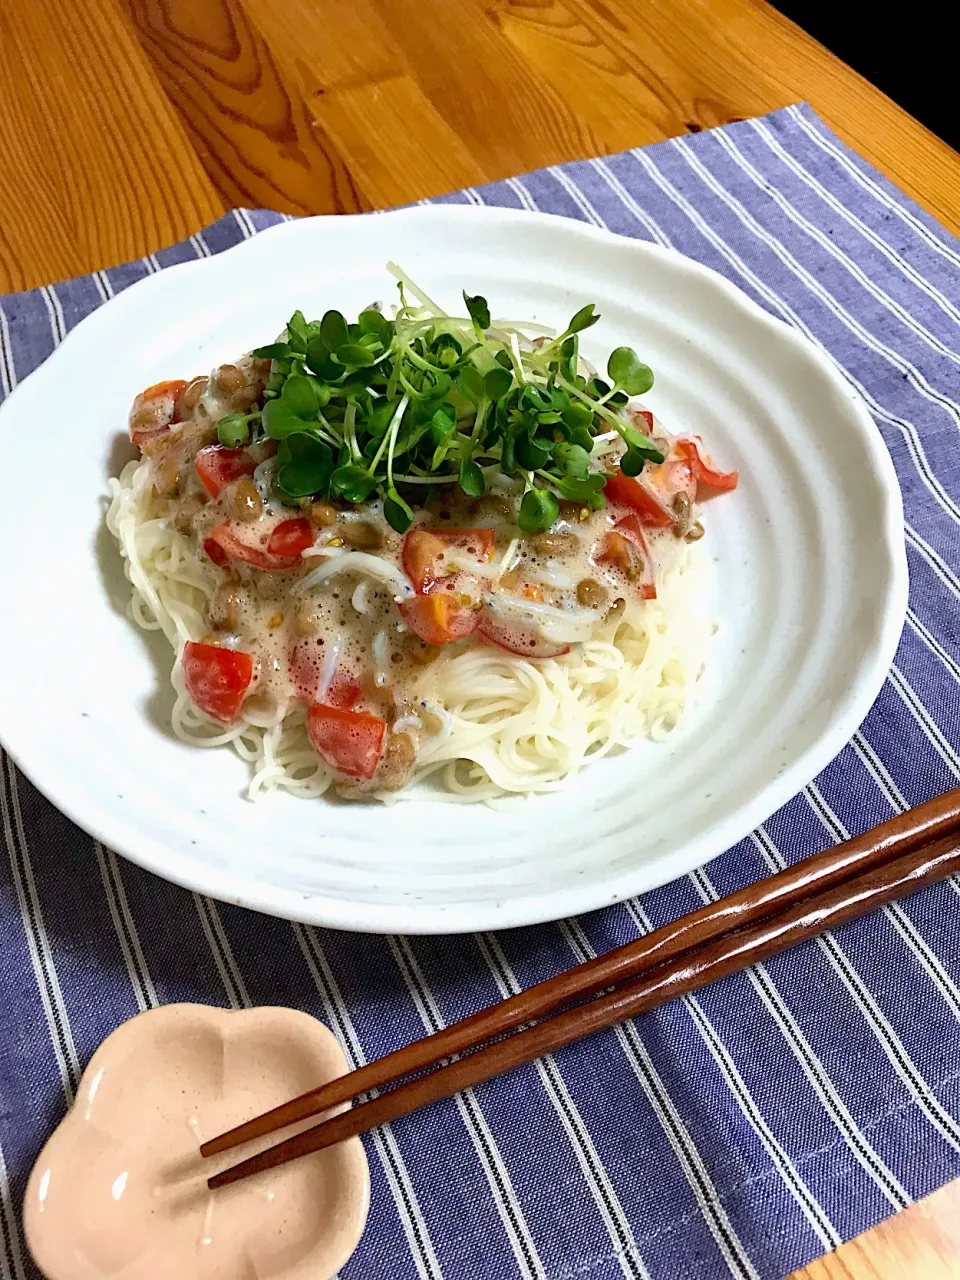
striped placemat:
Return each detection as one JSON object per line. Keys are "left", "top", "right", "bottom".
{"left": 2, "top": 103, "right": 959, "bottom": 1280}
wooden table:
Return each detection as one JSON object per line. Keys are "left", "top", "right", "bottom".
{"left": 2, "top": 0, "right": 959, "bottom": 1273}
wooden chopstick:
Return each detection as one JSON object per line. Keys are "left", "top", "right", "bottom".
{"left": 208, "top": 826, "right": 960, "bottom": 1190}
{"left": 202, "top": 785, "right": 960, "bottom": 1162}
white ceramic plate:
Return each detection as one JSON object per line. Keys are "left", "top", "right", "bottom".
{"left": 0, "top": 208, "right": 907, "bottom": 933}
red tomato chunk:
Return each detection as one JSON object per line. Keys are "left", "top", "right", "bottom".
{"left": 194, "top": 446, "right": 257, "bottom": 498}
{"left": 203, "top": 518, "right": 313, "bottom": 570}
{"left": 402, "top": 528, "right": 495, "bottom": 594}
{"left": 182, "top": 641, "right": 253, "bottom": 723}
{"left": 307, "top": 705, "right": 387, "bottom": 779}
{"left": 675, "top": 438, "right": 739, "bottom": 496}
{"left": 603, "top": 469, "right": 674, "bottom": 528}
{"left": 128, "top": 379, "right": 188, "bottom": 447}
{"left": 399, "top": 594, "right": 480, "bottom": 645}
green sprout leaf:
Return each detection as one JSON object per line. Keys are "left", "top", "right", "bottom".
{"left": 463, "top": 291, "right": 491, "bottom": 331}
{"left": 501, "top": 431, "right": 517, "bottom": 474}
{"left": 431, "top": 334, "right": 463, "bottom": 370}
{"left": 552, "top": 441, "right": 591, "bottom": 479}
{"left": 607, "top": 347, "right": 655, "bottom": 396}
{"left": 559, "top": 335, "right": 578, "bottom": 381}
{"left": 484, "top": 367, "right": 513, "bottom": 401}
{"left": 561, "top": 401, "right": 593, "bottom": 431}
{"left": 305, "top": 338, "right": 342, "bottom": 382}
{"left": 518, "top": 487, "right": 560, "bottom": 533}
{"left": 329, "top": 464, "right": 377, "bottom": 503}
{"left": 516, "top": 435, "right": 551, "bottom": 471}
{"left": 344, "top": 367, "right": 379, "bottom": 394}
{"left": 337, "top": 343, "right": 378, "bottom": 368}
{"left": 621, "top": 426, "right": 665, "bottom": 464}
{"left": 421, "top": 371, "right": 452, "bottom": 401}
{"left": 285, "top": 310, "right": 310, "bottom": 354}
{"left": 276, "top": 434, "right": 334, "bottom": 498}
{"left": 252, "top": 341, "right": 295, "bottom": 360}
{"left": 552, "top": 473, "right": 606, "bottom": 502}
{"left": 619, "top": 449, "right": 645, "bottom": 477}
{"left": 358, "top": 308, "right": 392, "bottom": 343}
{"left": 319, "top": 310, "right": 349, "bottom": 352}
{"left": 263, "top": 364, "right": 289, "bottom": 398}
{"left": 458, "top": 457, "right": 486, "bottom": 498}
{"left": 395, "top": 417, "right": 431, "bottom": 458}
{"left": 427, "top": 404, "right": 457, "bottom": 448}
{"left": 216, "top": 413, "right": 252, "bottom": 448}
{"left": 281, "top": 374, "right": 321, "bottom": 419}
{"left": 522, "top": 384, "right": 552, "bottom": 411}
{"left": 458, "top": 365, "right": 486, "bottom": 404}
{"left": 567, "top": 303, "right": 600, "bottom": 335}
{"left": 384, "top": 487, "right": 414, "bottom": 534}
{"left": 263, "top": 398, "right": 312, "bottom": 441}
{"left": 367, "top": 398, "right": 400, "bottom": 438}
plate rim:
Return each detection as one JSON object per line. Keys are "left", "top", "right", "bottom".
{"left": 0, "top": 205, "right": 909, "bottom": 932}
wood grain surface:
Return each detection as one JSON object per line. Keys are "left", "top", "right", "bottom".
{"left": 1, "top": 0, "right": 959, "bottom": 291}
{"left": 792, "top": 1180, "right": 960, "bottom": 1280}
{"left": 2, "top": 0, "right": 959, "bottom": 1273}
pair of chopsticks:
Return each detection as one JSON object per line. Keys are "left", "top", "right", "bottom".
{"left": 203, "top": 787, "right": 960, "bottom": 1189}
